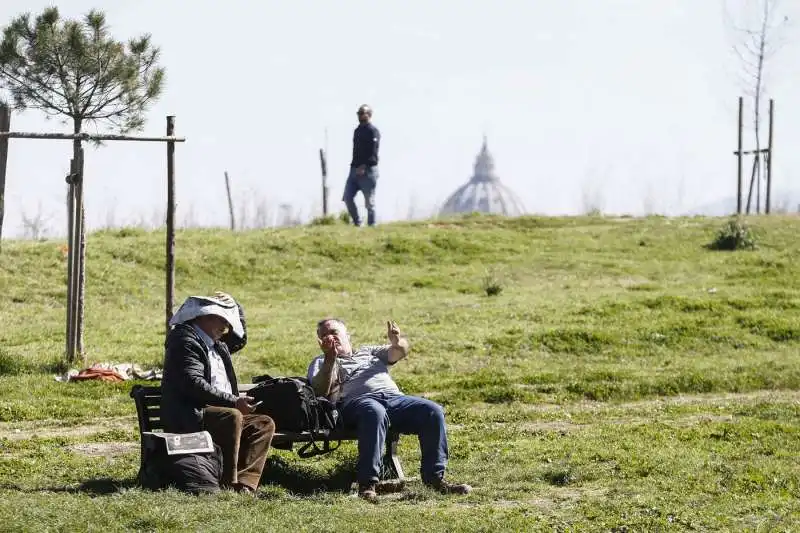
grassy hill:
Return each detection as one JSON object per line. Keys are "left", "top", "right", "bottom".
{"left": 0, "top": 215, "right": 798, "bottom": 530}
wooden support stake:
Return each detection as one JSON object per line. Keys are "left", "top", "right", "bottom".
{"left": 319, "top": 148, "right": 328, "bottom": 216}
{"left": 0, "top": 105, "right": 9, "bottom": 252}
{"left": 75, "top": 146, "right": 86, "bottom": 362}
{"left": 736, "top": 96, "right": 743, "bottom": 215}
{"left": 224, "top": 171, "right": 235, "bottom": 231}
{"left": 65, "top": 159, "right": 77, "bottom": 363}
{"left": 165, "top": 116, "right": 176, "bottom": 335}
{"left": 745, "top": 153, "right": 758, "bottom": 215}
{"left": 766, "top": 99, "right": 774, "bottom": 215}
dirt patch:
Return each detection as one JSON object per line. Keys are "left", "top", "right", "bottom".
{"left": 669, "top": 414, "right": 735, "bottom": 426}
{"left": 517, "top": 421, "right": 578, "bottom": 433}
{"left": 611, "top": 390, "right": 800, "bottom": 411}
{"left": 474, "top": 389, "right": 800, "bottom": 416}
{"left": 0, "top": 390, "right": 795, "bottom": 442}
{"left": 475, "top": 411, "right": 751, "bottom": 435}
{"left": 0, "top": 415, "right": 135, "bottom": 441}
{"left": 68, "top": 442, "right": 137, "bottom": 457}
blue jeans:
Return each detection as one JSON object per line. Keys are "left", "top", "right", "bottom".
{"left": 340, "top": 392, "right": 448, "bottom": 485}
{"left": 342, "top": 166, "right": 378, "bottom": 226}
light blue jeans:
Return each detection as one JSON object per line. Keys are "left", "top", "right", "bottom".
{"left": 342, "top": 166, "right": 378, "bottom": 226}
{"left": 339, "top": 392, "right": 449, "bottom": 485}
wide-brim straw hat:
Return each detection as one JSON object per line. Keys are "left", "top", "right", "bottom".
{"left": 169, "top": 294, "right": 244, "bottom": 339}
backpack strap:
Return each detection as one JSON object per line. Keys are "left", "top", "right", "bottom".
{"left": 297, "top": 433, "right": 341, "bottom": 458}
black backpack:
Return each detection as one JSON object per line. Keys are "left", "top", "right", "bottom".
{"left": 248, "top": 375, "right": 341, "bottom": 457}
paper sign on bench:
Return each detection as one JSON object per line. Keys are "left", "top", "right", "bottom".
{"left": 142, "top": 431, "right": 214, "bottom": 455}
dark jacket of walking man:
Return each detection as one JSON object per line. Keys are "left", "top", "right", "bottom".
{"left": 161, "top": 292, "right": 275, "bottom": 494}
{"left": 343, "top": 104, "right": 381, "bottom": 226}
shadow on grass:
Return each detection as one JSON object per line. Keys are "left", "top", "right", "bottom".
{"left": 0, "top": 477, "right": 137, "bottom": 496}
{"left": 259, "top": 455, "right": 358, "bottom": 495}
{"left": 0, "top": 458, "right": 367, "bottom": 498}
{"left": 0, "top": 460, "right": 360, "bottom": 498}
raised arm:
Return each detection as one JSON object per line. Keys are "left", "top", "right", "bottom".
{"left": 309, "top": 335, "right": 342, "bottom": 399}
{"left": 387, "top": 321, "right": 409, "bottom": 364}
{"left": 310, "top": 356, "right": 339, "bottom": 398}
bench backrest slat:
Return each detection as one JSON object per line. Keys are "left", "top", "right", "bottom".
{"left": 130, "top": 385, "right": 163, "bottom": 433}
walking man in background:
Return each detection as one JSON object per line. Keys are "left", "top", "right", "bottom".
{"left": 343, "top": 104, "right": 381, "bottom": 226}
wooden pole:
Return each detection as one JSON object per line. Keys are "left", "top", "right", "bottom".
{"left": 756, "top": 150, "right": 761, "bottom": 215}
{"left": 319, "top": 148, "right": 328, "bottom": 216}
{"left": 766, "top": 99, "right": 774, "bottom": 215}
{"left": 737, "top": 96, "right": 743, "bottom": 215}
{"left": 77, "top": 146, "right": 86, "bottom": 361}
{"left": 165, "top": 116, "right": 176, "bottom": 335}
{"left": 224, "top": 171, "right": 235, "bottom": 231}
{"left": 745, "top": 153, "right": 758, "bottom": 215}
{"left": 65, "top": 159, "right": 77, "bottom": 363}
{"left": 73, "top": 145, "right": 86, "bottom": 361}
{"left": 0, "top": 131, "right": 185, "bottom": 142}
{"left": 0, "top": 105, "right": 9, "bottom": 252}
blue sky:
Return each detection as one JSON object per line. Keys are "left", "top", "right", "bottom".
{"left": 2, "top": 0, "right": 798, "bottom": 238}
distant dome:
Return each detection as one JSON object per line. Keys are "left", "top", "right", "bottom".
{"left": 438, "top": 137, "right": 525, "bottom": 217}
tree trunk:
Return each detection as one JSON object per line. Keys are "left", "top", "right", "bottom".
{"left": 753, "top": 0, "right": 769, "bottom": 215}
{"left": 72, "top": 118, "right": 86, "bottom": 362}
{"left": 0, "top": 105, "right": 10, "bottom": 253}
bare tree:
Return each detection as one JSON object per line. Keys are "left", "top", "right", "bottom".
{"left": 641, "top": 181, "right": 657, "bottom": 216}
{"left": 725, "top": 0, "right": 790, "bottom": 213}
{"left": 103, "top": 197, "right": 118, "bottom": 229}
{"left": 180, "top": 202, "right": 197, "bottom": 229}
{"left": 580, "top": 166, "right": 610, "bottom": 216}
{"left": 20, "top": 200, "right": 51, "bottom": 239}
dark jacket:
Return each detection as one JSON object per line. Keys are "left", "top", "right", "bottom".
{"left": 351, "top": 123, "right": 380, "bottom": 168}
{"left": 160, "top": 323, "right": 241, "bottom": 433}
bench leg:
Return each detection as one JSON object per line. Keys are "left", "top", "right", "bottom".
{"left": 383, "top": 431, "right": 404, "bottom": 482}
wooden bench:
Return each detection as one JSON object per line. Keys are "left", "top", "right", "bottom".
{"left": 130, "top": 384, "right": 405, "bottom": 486}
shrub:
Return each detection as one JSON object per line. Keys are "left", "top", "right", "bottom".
{"left": 481, "top": 268, "right": 504, "bottom": 296}
{"left": 338, "top": 211, "right": 351, "bottom": 225}
{"left": 0, "top": 349, "right": 23, "bottom": 375}
{"left": 309, "top": 215, "right": 337, "bottom": 226}
{"left": 708, "top": 217, "right": 757, "bottom": 251}
{"left": 542, "top": 463, "right": 578, "bottom": 486}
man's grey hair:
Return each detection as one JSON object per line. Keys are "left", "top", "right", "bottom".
{"left": 316, "top": 318, "right": 346, "bottom": 338}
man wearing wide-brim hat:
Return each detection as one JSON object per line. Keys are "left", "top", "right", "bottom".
{"left": 161, "top": 292, "right": 274, "bottom": 494}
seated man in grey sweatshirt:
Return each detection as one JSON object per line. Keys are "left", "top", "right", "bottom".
{"left": 307, "top": 318, "right": 471, "bottom": 502}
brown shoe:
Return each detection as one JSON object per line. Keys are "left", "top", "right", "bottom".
{"left": 233, "top": 483, "right": 256, "bottom": 495}
{"left": 358, "top": 483, "right": 379, "bottom": 503}
{"left": 428, "top": 478, "right": 472, "bottom": 495}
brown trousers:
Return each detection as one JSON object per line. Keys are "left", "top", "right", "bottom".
{"left": 202, "top": 406, "right": 275, "bottom": 490}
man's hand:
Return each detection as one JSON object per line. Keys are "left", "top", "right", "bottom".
{"left": 235, "top": 396, "right": 256, "bottom": 415}
{"left": 213, "top": 291, "right": 236, "bottom": 307}
{"left": 313, "top": 336, "right": 340, "bottom": 398}
{"left": 387, "top": 320, "right": 401, "bottom": 345}
{"left": 319, "top": 335, "right": 338, "bottom": 363}
{"left": 356, "top": 165, "right": 366, "bottom": 176}
{"left": 386, "top": 320, "right": 409, "bottom": 364}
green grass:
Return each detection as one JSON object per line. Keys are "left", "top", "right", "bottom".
{"left": 0, "top": 214, "right": 799, "bottom": 530}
